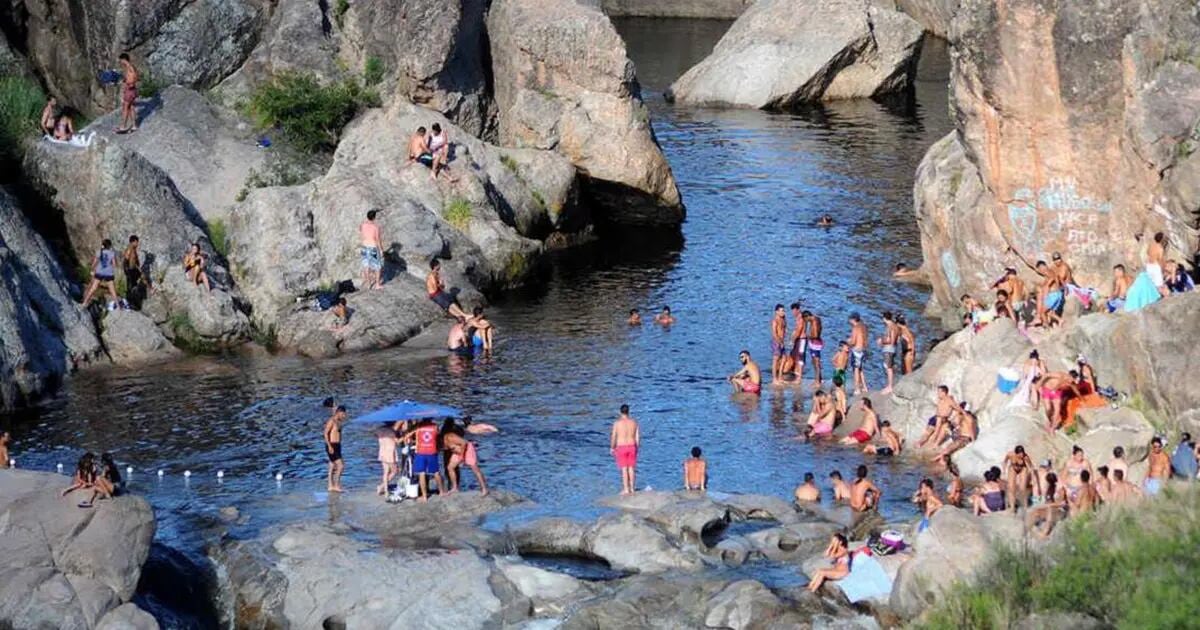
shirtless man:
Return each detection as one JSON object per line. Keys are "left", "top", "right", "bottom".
{"left": 359, "top": 210, "right": 384, "bottom": 290}
{"left": 849, "top": 464, "right": 882, "bottom": 513}
{"left": 1033, "top": 260, "right": 1062, "bottom": 326}
{"left": 794, "top": 472, "right": 820, "bottom": 502}
{"left": 115, "top": 53, "right": 139, "bottom": 133}
{"left": 829, "top": 470, "right": 851, "bottom": 502}
{"left": 841, "top": 398, "right": 879, "bottom": 446}
{"left": 846, "top": 314, "right": 869, "bottom": 395}
{"left": 1050, "top": 252, "right": 1075, "bottom": 289}
{"left": 447, "top": 320, "right": 469, "bottom": 352}
{"left": 912, "top": 478, "right": 943, "bottom": 518}
{"left": 917, "top": 385, "right": 965, "bottom": 449}
{"left": 1106, "top": 264, "right": 1131, "bottom": 312}
{"left": 770, "top": 304, "right": 787, "bottom": 383}
{"left": 788, "top": 303, "right": 806, "bottom": 377}
{"left": 878, "top": 312, "right": 898, "bottom": 394}
{"left": 654, "top": 306, "right": 675, "bottom": 326}
{"left": 991, "top": 268, "right": 1025, "bottom": 316}
{"left": 1147, "top": 232, "right": 1168, "bottom": 297}
{"left": 323, "top": 405, "right": 347, "bottom": 492}
{"left": 1107, "top": 469, "right": 1143, "bottom": 505}
{"left": 993, "top": 289, "right": 1015, "bottom": 321}
{"left": 1003, "top": 445, "right": 1038, "bottom": 511}
{"left": 831, "top": 343, "right": 850, "bottom": 386}
{"left": 1033, "top": 372, "right": 1079, "bottom": 431}
{"left": 408, "top": 125, "right": 433, "bottom": 167}
{"left": 444, "top": 430, "right": 489, "bottom": 496}
{"left": 1144, "top": 437, "right": 1170, "bottom": 495}
{"left": 896, "top": 314, "right": 917, "bottom": 374}
{"left": 932, "top": 410, "right": 977, "bottom": 463}
{"left": 426, "top": 258, "right": 469, "bottom": 320}
{"left": 610, "top": 404, "right": 641, "bottom": 495}
{"left": 831, "top": 375, "right": 849, "bottom": 416}
{"left": 1069, "top": 469, "right": 1099, "bottom": 515}
{"left": 806, "top": 390, "right": 838, "bottom": 438}
{"left": 628, "top": 308, "right": 642, "bottom": 326}
{"left": 802, "top": 310, "right": 824, "bottom": 386}
{"left": 0, "top": 431, "right": 10, "bottom": 468}
{"left": 728, "top": 350, "right": 762, "bottom": 395}
{"left": 683, "top": 447, "right": 707, "bottom": 491}
{"left": 863, "top": 419, "right": 903, "bottom": 456}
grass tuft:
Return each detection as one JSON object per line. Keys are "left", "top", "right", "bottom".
{"left": 0, "top": 75, "right": 45, "bottom": 163}
{"left": 444, "top": 198, "right": 472, "bottom": 230}
{"left": 245, "top": 72, "right": 379, "bottom": 153}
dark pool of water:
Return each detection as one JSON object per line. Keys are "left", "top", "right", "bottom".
{"left": 1, "top": 18, "right": 953, "bottom": 627}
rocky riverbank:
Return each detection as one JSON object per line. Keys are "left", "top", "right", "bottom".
{"left": 0, "top": 0, "right": 683, "bottom": 409}
{"left": 0, "top": 470, "right": 158, "bottom": 630}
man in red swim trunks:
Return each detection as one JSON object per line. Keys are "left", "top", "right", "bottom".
{"left": 116, "top": 53, "right": 139, "bottom": 133}
{"left": 728, "top": 350, "right": 762, "bottom": 395}
{"left": 610, "top": 404, "right": 641, "bottom": 495}
{"left": 841, "top": 398, "right": 879, "bottom": 445}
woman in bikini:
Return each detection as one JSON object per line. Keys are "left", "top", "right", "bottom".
{"left": 52, "top": 107, "right": 75, "bottom": 141}
{"left": 807, "top": 533, "right": 851, "bottom": 593}
{"left": 896, "top": 314, "right": 916, "bottom": 374}
{"left": 1061, "top": 446, "right": 1093, "bottom": 505}
{"left": 945, "top": 460, "right": 964, "bottom": 507}
{"left": 183, "top": 243, "right": 211, "bottom": 291}
{"left": 912, "top": 478, "right": 943, "bottom": 518}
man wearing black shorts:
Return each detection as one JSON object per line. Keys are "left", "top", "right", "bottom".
{"left": 324, "top": 405, "right": 347, "bottom": 492}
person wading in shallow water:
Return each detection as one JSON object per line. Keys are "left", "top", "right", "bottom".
{"left": 324, "top": 406, "right": 347, "bottom": 492}
{"left": 610, "top": 404, "right": 640, "bottom": 495}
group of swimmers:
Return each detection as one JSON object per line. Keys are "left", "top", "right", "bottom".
{"left": 320, "top": 397, "right": 498, "bottom": 501}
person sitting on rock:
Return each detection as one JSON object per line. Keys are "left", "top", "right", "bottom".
{"left": 971, "top": 467, "right": 1006, "bottom": 516}
{"left": 1025, "top": 472, "right": 1068, "bottom": 538}
{"left": 806, "top": 533, "right": 851, "bottom": 593}
{"left": 805, "top": 390, "right": 837, "bottom": 438}
{"left": 728, "top": 350, "right": 761, "bottom": 395}
{"left": 61, "top": 452, "right": 111, "bottom": 507}
{"left": 1164, "top": 259, "right": 1195, "bottom": 294}
{"left": 794, "top": 472, "right": 820, "bottom": 502}
{"left": 81, "top": 239, "right": 120, "bottom": 307}
{"left": 829, "top": 470, "right": 851, "bottom": 502}
{"left": 911, "top": 478, "right": 943, "bottom": 520}
{"left": 994, "top": 289, "right": 1015, "bottom": 321}
{"left": 841, "top": 398, "right": 878, "bottom": 446}
{"left": 917, "top": 385, "right": 966, "bottom": 449}
{"left": 931, "top": 410, "right": 977, "bottom": 465}
{"left": 425, "top": 258, "right": 469, "bottom": 320}
{"left": 1105, "top": 264, "right": 1131, "bottom": 312}
{"left": 52, "top": 106, "right": 75, "bottom": 141}
{"left": 683, "top": 446, "right": 707, "bottom": 492}
{"left": 408, "top": 125, "right": 432, "bottom": 167}
{"left": 329, "top": 297, "right": 349, "bottom": 331}
{"left": 863, "top": 419, "right": 902, "bottom": 456}
{"left": 991, "top": 267, "right": 1025, "bottom": 316}
{"left": 426, "top": 123, "right": 452, "bottom": 180}
{"left": 99, "top": 453, "right": 123, "bottom": 496}
{"left": 183, "top": 242, "right": 211, "bottom": 291}
{"left": 1171, "top": 433, "right": 1198, "bottom": 480}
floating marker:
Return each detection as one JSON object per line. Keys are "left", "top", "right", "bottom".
{"left": 126, "top": 466, "right": 133, "bottom": 475}
{"left": 275, "top": 472, "right": 283, "bottom": 482}
{"left": 8, "top": 459, "right": 14, "bottom": 468}
{"left": 216, "top": 470, "right": 225, "bottom": 479}
{"left": 157, "top": 469, "right": 164, "bottom": 478}
{"left": 57, "top": 463, "right": 64, "bottom": 473}
{"left": 183, "top": 470, "right": 192, "bottom": 478}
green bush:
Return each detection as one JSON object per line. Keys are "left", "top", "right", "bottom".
{"left": 245, "top": 72, "right": 379, "bottom": 153}
{"left": 169, "top": 313, "right": 218, "bottom": 354}
{"left": 138, "top": 73, "right": 166, "bottom": 99}
{"left": 500, "top": 154, "right": 520, "bottom": 174}
{"left": 235, "top": 157, "right": 313, "bottom": 201}
{"left": 364, "top": 56, "right": 384, "bottom": 87}
{"left": 207, "top": 219, "right": 229, "bottom": 257}
{"left": 444, "top": 198, "right": 472, "bottom": 230}
{"left": 0, "top": 75, "right": 45, "bottom": 162}
{"left": 916, "top": 487, "right": 1200, "bottom": 630}
{"left": 335, "top": 0, "right": 350, "bottom": 28}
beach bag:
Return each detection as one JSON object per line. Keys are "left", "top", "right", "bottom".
{"left": 868, "top": 530, "right": 905, "bottom": 556}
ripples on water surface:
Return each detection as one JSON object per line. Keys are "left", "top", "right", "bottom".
{"left": 1, "top": 17, "right": 954, "bottom": 610}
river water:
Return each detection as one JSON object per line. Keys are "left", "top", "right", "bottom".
{"left": 0, "top": 19, "right": 953, "bottom": 626}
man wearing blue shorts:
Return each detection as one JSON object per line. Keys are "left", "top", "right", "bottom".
{"left": 405, "top": 419, "right": 443, "bottom": 502}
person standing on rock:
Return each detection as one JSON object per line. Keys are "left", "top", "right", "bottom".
{"left": 862, "top": 420, "right": 902, "bottom": 457}
{"left": 769, "top": 304, "right": 787, "bottom": 384}
{"left": 841, "top": 398, "right": 878, "bottom": 446}
{"left": 1106, "top": 264, "right": 1131, "bottom": 312}
{"left": 1003, "top": 445, "right": 1038, "bottom": 512}
{"left": 610, "top": 404, "right": 640, "bottom": 495}
{"left": 323, "top": 405, "right": 347, "bottom": 493}
{"left": 877, "top": 312, "right": 898, "bottom": 395}
{"left": 803, "top": 310, "right": 824, "bottom": 386}
{"left": 896, "top": 315, "right": 916, "bottom": 375}
{"left": 445, "top": 429, "right": 489, "bottom": 497}
{"left": 1144, "top": 437, "right": 1170, "bottom": 496}
{"left": 81, "top": 239, "right": 120, "bottom": 307}
{"left": 426, "top": 258, "right": 469, "bottom": 320}
{"left": 122, "top": 235, "right": 151, "bottom": 308}
{"left": 359, "top": 210, "right": 384, "bottom": 290}
{"left": 115, "top": 53, "right": 139, "bottom": 134}
{"left": 404, "top": 419, "right": 444, "bottom": 502}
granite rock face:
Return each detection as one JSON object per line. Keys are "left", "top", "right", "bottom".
{"left": 914, "top": 0, "right": 1200, "bottom": 313}
{"left": 668, "top": 0, "right": 925, "bottom": 108}
{"left": 489, "top": 0, "right": 684, "bottom": 226}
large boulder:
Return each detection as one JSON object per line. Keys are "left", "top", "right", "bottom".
{"left": 212, "top": 522, "right": 505, "bottom": 629}
{"left": 913, "top": 0, "right": 1200, "bottom": 313}
{"left": 7, "top": 0, "right": 265, "bottom": 113}
{"left": 0, "top": 189, "right": 102, "bottom": 410}
{"left": 24, "top": 134, "right": 251, "bottom": 347}
{"left": 668, "top": 0, "right": 925, "bottom": 108}
{"left": 338, "top": 0, "right": 494, "bottom": 138}
{"left": 0, "top": 470, "right": 156, "bottom": 629}
{"left": 95, "top": 603, "right": 159, "bottom": 630}
{"left": 215, "top": 0, "right": 343, "bottom": 100}
{"left": 228, "top": 100, "right": 579, "bottom": 354}
{"left": 511, "top": 512, "right": 704, "bottom": 574}
{"left": 488, "top": 0, "right": 684, "bottom": 226}
{"left": 888, "top": 507, "right": 1025, "bottom": 619}
{"left": 99, "top": 309, "right": 179, "bottom": 365}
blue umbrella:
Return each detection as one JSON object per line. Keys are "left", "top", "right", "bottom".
{"left": 352, "top": 400, "right": 463, "bottom": 424}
